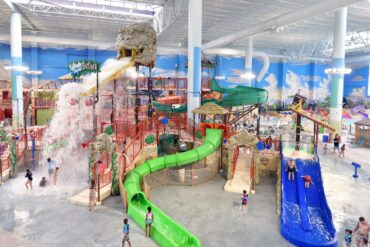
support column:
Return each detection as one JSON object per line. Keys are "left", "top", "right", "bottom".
{"left": 31, "top": 41, "right": 39, "bottom": 87}
{"left": 11, "top": 12, "right": 24, "bottom": 129}
{"left": 187, "top": 0, "right": 202, "bottom": 120}
{"left": 329, "top": 7, "right": 347, "bottom": 133}
{"left": 245, "top": 37, "right": 253, "bottom": 87}
{"left": 280, "top": 59, "right": 287, "bottom": 107}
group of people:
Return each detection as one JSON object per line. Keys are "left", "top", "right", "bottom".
{"left": 345, "top": 217, "right": 370, "bottom": 247}
{"left": 121, "top": 206, "right": 154, "bottom": 247}
{"left": 25, "top": 157, "right": 60, "bottom": 190}
{"left": 324, "top": 133, "right": 346, "bottom": 157}
{"left": 285, "top": 159, "right": 313, "bottom": 188}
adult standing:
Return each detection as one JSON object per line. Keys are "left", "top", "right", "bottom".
{"left": 354, "top": 217, "right": 369, "bottom": 247}
{"left": 333, "top": 134, "right": 340, "bottom": 153}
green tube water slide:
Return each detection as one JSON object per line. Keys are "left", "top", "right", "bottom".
{"left": 153, "top": 79, "right": 268, "bottom": 113}
{"left": 123, "top": 128, "right": 222, "bottom": 247}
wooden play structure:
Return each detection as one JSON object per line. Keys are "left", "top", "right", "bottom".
{"left": 354, "top": 119, "right": 370, "bottom": 146}
{"left": 289, "top": 94, "right": 335, "bottom": 147}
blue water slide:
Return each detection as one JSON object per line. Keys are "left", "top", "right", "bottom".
{"left": 280, "top": 150, "right": 337, "bottom": 247}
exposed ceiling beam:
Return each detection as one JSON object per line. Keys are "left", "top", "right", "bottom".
{"left": 0, "top": 33, "right": 187, "bottom": 54}
{"left": 203, "top": 0, "right": 363, "bottom": 50}
{"left": 2, "top": 0, "right": 37, "bottom": 30}
{"left": 154, "top": 0, "right": 188, "bottom": 35}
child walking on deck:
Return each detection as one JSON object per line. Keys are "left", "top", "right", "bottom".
{"left": 122, "top": 219, "right": 131, "bottom": 247}
{"left": 339, "top": 144, "right": 346, "bottom": 158}
{"left": 241, "top": 190, "right": 248, "bottom": 210}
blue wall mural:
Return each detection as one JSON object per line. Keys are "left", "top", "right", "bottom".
{"left": 0, "top": 43, "right": 369, "bottom": 107}
{"left": 344, "top": 65, "right": 369, "bottom": 103}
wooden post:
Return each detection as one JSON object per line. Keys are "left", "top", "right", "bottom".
{"left": 0, "top": 157, "right": 2, "bottom": 184}
{"left": 295, "top": 114, "right": 302, "bottom": 151}
{"left": 135, "top": 63, "right": 140, "bottom": 134}
{"left": 193, "top": 113, "right": 196, "bottom": 144}
{"left": 220, "top": 136, "right": 223, "bottom": 171}
{"left": 97, "top": 174, "right": 101, "bottom": 202}
{"left": 257, "top": 104, "right": 261, "bottom": 137}
{"left": 148, "top": 65, "right": 153, "bottom": 117}
{"left": 191, "top": 164, "right": 195, "bottom": 186}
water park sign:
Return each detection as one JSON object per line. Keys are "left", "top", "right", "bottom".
{"left": 68, "top": 60, "right": 100, "bottom": 78}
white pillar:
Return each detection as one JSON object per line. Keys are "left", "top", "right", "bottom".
{"left": 245, "top": 37, "right": 253, "bottom": 87}
{"left": 329, "top": 7, "right": 347, "bottom": 133}
{"left": 11, "top": 12, "right": 24, "bottom": 129}
{"left": 187, "top": 0, "right": 202, "bottom": 120}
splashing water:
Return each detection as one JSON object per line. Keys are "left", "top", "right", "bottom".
{"left": 40, "top": 58, "right": 133, "bottom": 187}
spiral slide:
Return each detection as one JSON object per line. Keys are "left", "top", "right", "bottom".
{"left": 123, "top": 128, "right": 222, "bottom": 247}
{"left": 280, "top": 152, "right": 337, "bottom": 247}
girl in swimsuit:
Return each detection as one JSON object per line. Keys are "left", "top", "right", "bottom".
{"left": 25, "top": 169, "right": 33, "bottom": 190}
{"left": 145, "top": 206, "right": 154, "bottom": 237}
{"left": 301, "top": 175, "right": 314, "bottom": 188}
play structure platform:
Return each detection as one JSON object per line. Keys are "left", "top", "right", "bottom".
{"left": 289, "top": 106, "right": 335, "bottom": 132}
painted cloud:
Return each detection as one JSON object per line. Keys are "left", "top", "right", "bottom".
{"left": 348, "top": 86, "right": 366, "bottom": 100}
{"left": 226, "top": 69, "right": 248, "bottom": 84}
{"left": 350, "top": 75, "right": 366, "bottom": 82}
{"left": 264, "top": 73, "right": 280, "bottom": 103}
{"left": 0, "top": 60, "right": 11, "bottom": 80}
{"left": 151, "top": 67, "right": 187, "bottom": 78}
{"left": 313, "top": 77, "right": 330, "bottom": 101}
{"left": 284, "top": 70, "right": 310, "bottom": 101}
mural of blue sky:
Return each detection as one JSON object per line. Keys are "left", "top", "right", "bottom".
{"left": 344, "top": 65, "right": 369, "bottom": 101}
{"left": 0, "top": 43, "right": 369, "bottom": 104}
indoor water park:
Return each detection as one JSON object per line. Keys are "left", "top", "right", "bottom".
{"left": 1, "top": 0, "right": 370, "bottom": 247}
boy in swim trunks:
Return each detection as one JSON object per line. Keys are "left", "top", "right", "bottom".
{"left": 122, "top": 218, "right": 131, "bottom": 247}
{"left": 285, "top": 159, "right": 298, "bottom": 181}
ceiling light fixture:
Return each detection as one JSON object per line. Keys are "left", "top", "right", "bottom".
{"left": 241, "top": 72, "right": 256, "bottom": 80}
{"left": 215, "top": 75, "right": 225, "bottom": 80}
{"left": 4, "top": 65, "right": 29, "bottom": 72}
{"left": 26, "top": 70, "right": 43, "bottom": 75}
{"left": 324, "top": 67, "right": 352, "bottom": 75}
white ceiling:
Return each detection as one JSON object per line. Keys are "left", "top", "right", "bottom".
{"left": 0, "top": 0, "right": 370, "bottom": 58}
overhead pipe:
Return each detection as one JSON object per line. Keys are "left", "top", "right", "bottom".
{"left": 203, "top": 0, "right": 363, "bottom": 50}
{"left": 346, "top": 55, "right": 370, "bottom": 65}
{"left": 253, "top": 52, "right": 269, "bottom": 83}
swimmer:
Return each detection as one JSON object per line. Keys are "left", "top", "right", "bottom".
{"left": 285, "top": 159, "right": 298, "bottom": 181}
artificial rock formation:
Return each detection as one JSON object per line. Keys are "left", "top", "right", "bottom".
{"left": 116, "top": 23, "right": 157, "bottom": 66}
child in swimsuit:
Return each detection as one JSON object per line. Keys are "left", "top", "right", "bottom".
{"left": 241, "top": 190, "right": 248, "bottom": 210}
{"left": 145, "top": 206, "right": 154, "bottom": 237}
{"left": 122, "top": 218, "right": 131, "bottom": 247}
{"left": 339, "top": 144, "right": 346, "bottom": 157}
{"left": 344, "top": 229, "right": 352, "bottom": 247}
{"left": 285, "top": 159, "right": 297, "bottom": 181}
{"left": 25, "top": 169, "right": 33, "bottom": 190}
{"left": 301, "top": 175, "right": 313, "bottom": 188}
